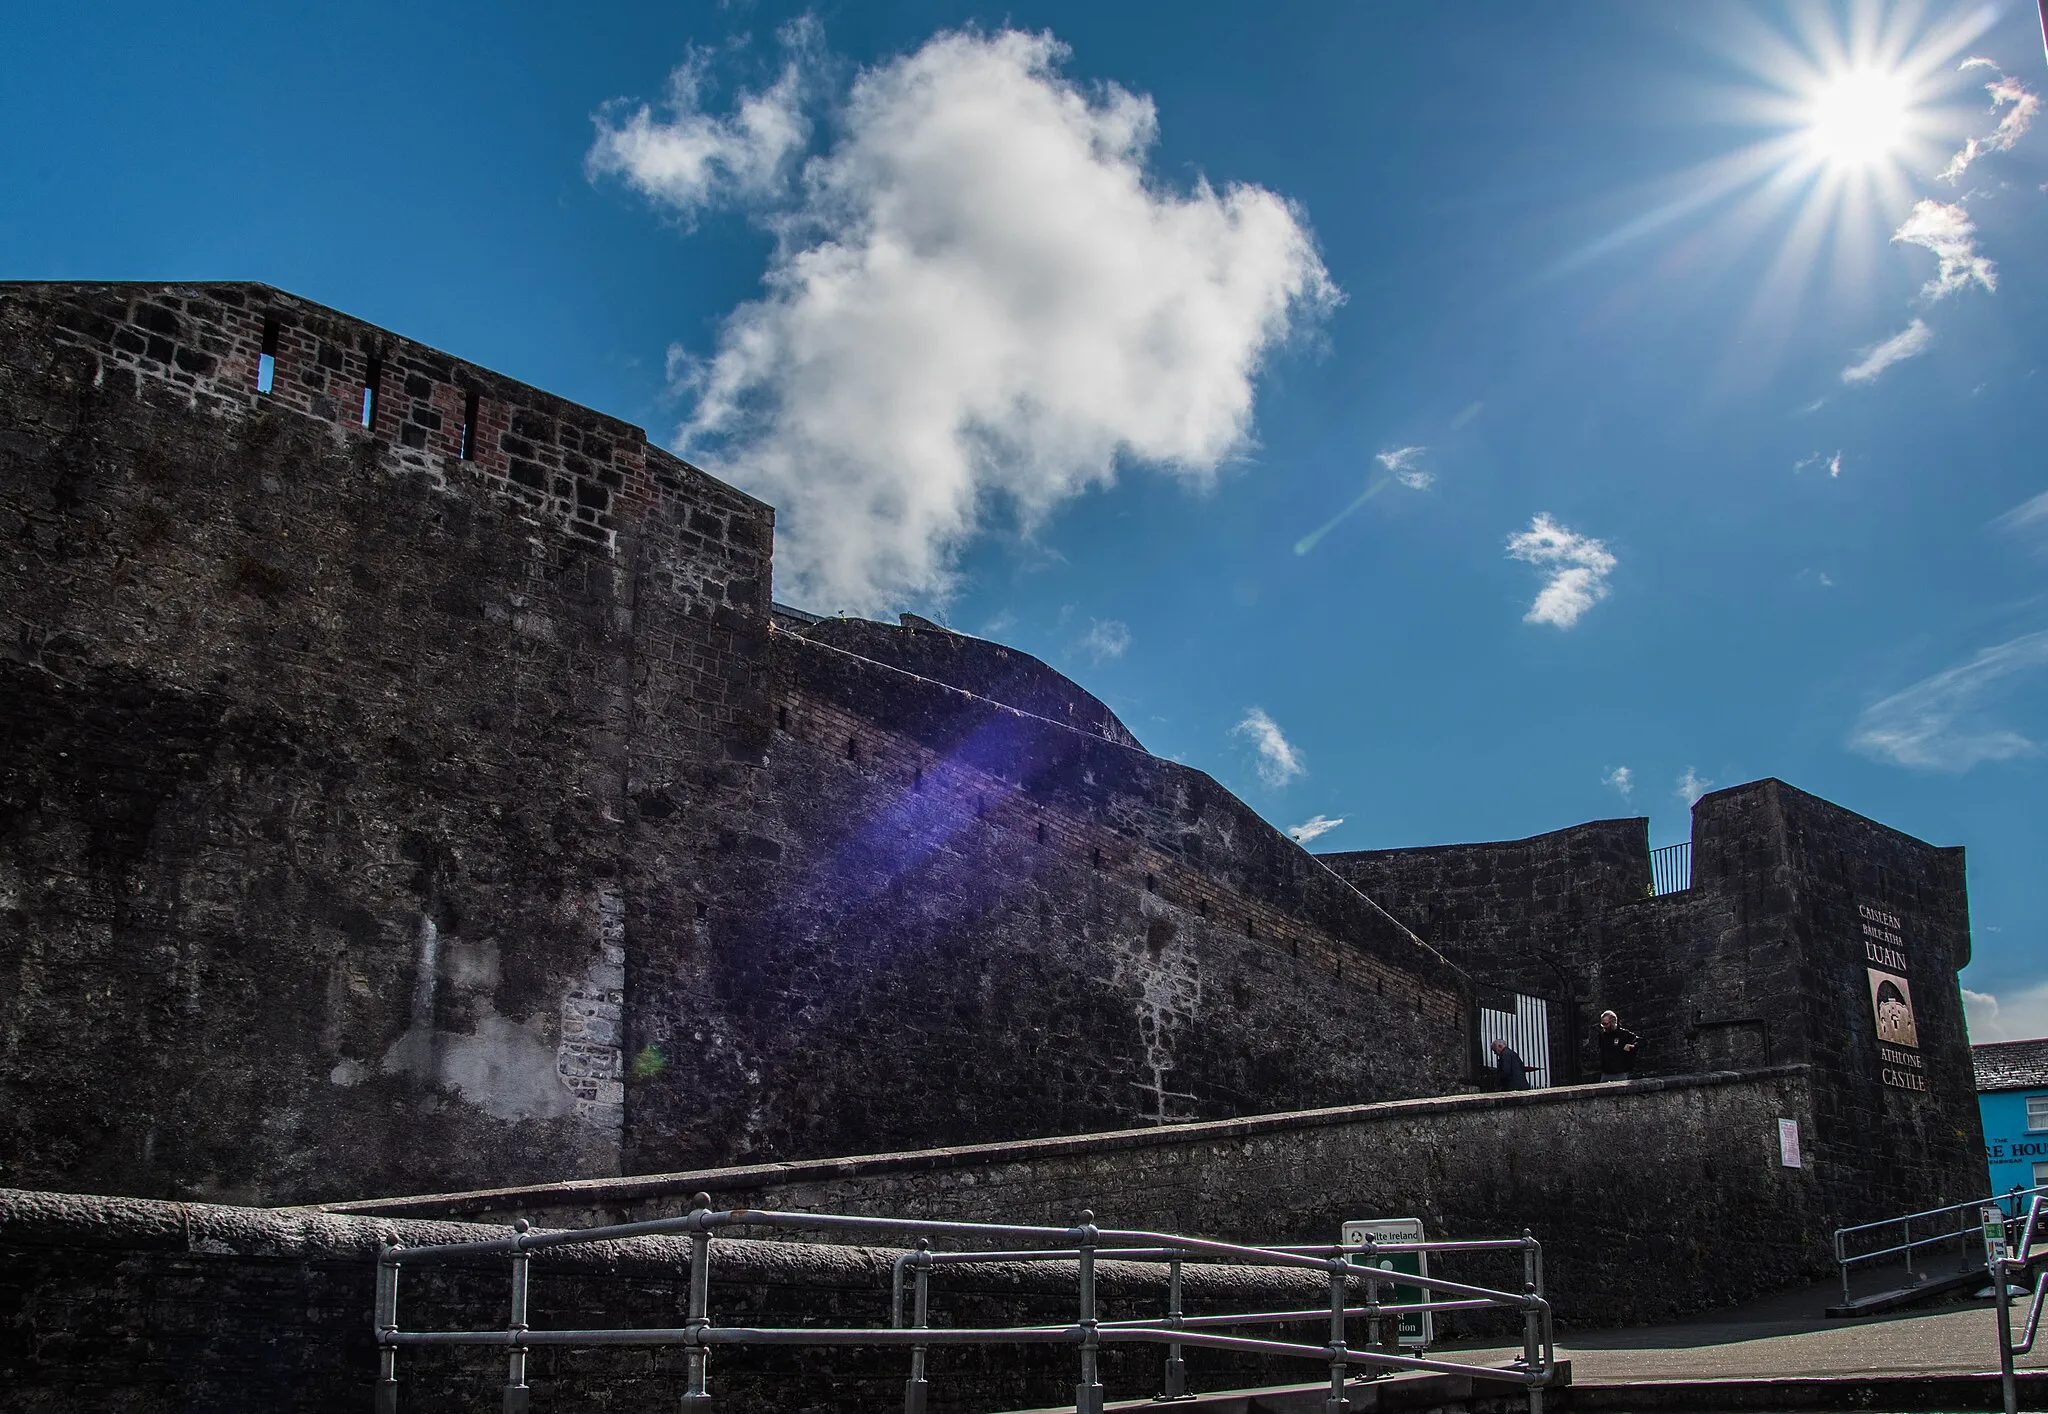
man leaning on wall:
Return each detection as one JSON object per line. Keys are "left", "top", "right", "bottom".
{"left": 1596, "top": 1010, "right": 1640, "bottom": 1081}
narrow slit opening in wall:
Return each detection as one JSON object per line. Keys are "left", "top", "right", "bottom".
{"left": 460, "top": 385, "right": 479, "bottom": 459}
{"left": 257, "top": 316, "right": 279, "bottom": 394}
{"left": 362, "top": 352, "right": 383, "bottom": 429}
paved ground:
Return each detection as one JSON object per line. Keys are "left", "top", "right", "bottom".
{"left": 1441, "top": 1274, "right": 2046, "bottom": 1381}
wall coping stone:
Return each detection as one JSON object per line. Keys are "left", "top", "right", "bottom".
{"left": 0, "top": 1187, "right": 1357, "bottom": 1304}
{"left": 320, "top": 1065, "right": 1812, "bottom": 1220}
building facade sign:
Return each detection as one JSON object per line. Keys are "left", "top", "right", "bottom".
{"left": 1861, "top": 902, "right": 1926, "bottom": 1093}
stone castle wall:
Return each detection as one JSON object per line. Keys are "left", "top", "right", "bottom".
{"left": 1321, "top": 780, "right": 1985, "bottom": 1230}
{"left": 337, "top": 1066, "right": 1833, "bottom": 1330}
{"left": 0, "top": 281, "right": 1470, "bottom": 1206}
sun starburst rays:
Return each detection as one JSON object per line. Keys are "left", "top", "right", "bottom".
{"left": 1542, "top": 3, "right": 2002, "bottom": 399}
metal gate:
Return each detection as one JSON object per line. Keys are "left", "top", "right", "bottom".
{"left": 1479, "top": 993, "right": 1551, "bottom": 1088}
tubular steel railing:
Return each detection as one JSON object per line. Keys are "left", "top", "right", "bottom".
{"left": 1988, "top": 1194, "right": 2047, "bottom": 1414}
{"left": 373, "top": 1196, "right": 1558, "bottom": 1414}
{"left": 1833, "top": 1183, "right": 2047, "bottom": 1307}
{"left": 1649, "top": 842, "right": 1691, "bottom": 896}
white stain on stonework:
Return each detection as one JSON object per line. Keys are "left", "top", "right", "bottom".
{"left": 557, "top": 888, "right": 628, "bottom": 1133}
{"left": 367, "top": 891, "right": 626, "bottom": 1138}
{"left": 1112, "top": 893, "right": 1202, "bottom": 1125}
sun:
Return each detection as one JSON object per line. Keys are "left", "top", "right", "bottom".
{"left": 1802, "top": 68, "right": 1914, "bottom": 168}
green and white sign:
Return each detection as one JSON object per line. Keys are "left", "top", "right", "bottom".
{"left": 1342, "top": 1217, "right": 1431, "bottom": 1349}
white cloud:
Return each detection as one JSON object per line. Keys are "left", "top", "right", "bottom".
{"left": 1676, "top": 766, "right": 1713, "bottom": 806}
{"left": 1505, "top": 514, "right": 1616, "bottom": 628}
{"left": 587, "top": 31, "right": 814, "bottom": 216}
{"left": 1079, "top": 617, "right": 1131, "bottom": 662}
{"left": 637, "top": 28, "right": 1337, "bottom": 614}
{"left": 1234, "top": 706, "right": 1305, "bottom": 788}
{"left": 1376, "top": 445, "right": 1433, "bottom": 489}
{"left": 1959, "top": 57, "right": 1999, "bottom": 72}
{"left": 1449, "top": 401, "right": 1483, "bottom": 429}
{"left": 1939, "top": 70, "right": 2040, "bottom": 183}
{"left": 1849, "top": 629, "right": 2048, "bottom": 770}
{"left": 1995, "top": 489, "right": 2048, "bottom": 551}
{"left": 1841, "top": 319, "right": 1932, "bottom": 384}
{"left": 1964, "top": 982, "right": 2048, "bottom": 1043}
{"left": 1891, "top": 200, "right": 1996, "bottom": 299}
{"left": 1287, "top": 813, "right": 1345, "bottom": 844}
{"left": 1794, "top": 450, "right": 1842, "bottom": 477}
{"left": 1603, "top": 766, "right": 1633, "bottom": 799}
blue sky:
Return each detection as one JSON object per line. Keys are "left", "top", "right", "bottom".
{"left": 5, "top": 2, "right": 2046, "bottom": 1035}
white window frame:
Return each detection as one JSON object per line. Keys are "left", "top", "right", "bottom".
{"left": 2028, "top": 1094, "right": 2048, "bottom": 1132}
{"left": 2036, "top": 1160, "right": 2048, "bottom": 1191}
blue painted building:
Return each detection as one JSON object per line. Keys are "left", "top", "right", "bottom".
{"left": 1975, "top": 1038, "right": 2048, "bottom": 1202}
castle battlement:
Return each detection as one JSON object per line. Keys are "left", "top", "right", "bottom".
{"left": 13, "top": 280, "right": 765, "bottom": 558}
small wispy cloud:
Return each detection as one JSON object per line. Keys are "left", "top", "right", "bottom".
{"left": 1849, "top": 629, "right": 2048, "bottom": 770}
{"left": 1994, "top": 489, "right": 2048, "bottom": 549}
{"left": 1842, "top": 319, "right": 1932, "bottom": 385}
{"left": 1603, "top": 766, "right": 1633, "bottom": 799}
{"left": 1892, "top": 200, "right": 1996, "bottom": 299}
{"left": 1449, "top": 401, "right": 1484, "bottom": 430}
{"left": 1794, "top": 450, "right": 1843, "bottom": 477}
{"left": 1676, "top": 767, "right": 1714, "bottom": 806}
{"left": 1234, "top": 706, "right": 1305, "bottom": 788}
{"left": 1286, "top": 813, "right": 1345, "bottom": 844}
{"left": 1375, "top": 445, "right": 1433, "bottom": 489}
{"left": 1796, "top": 397, "right": 1827, "bottom": 415}
{"left": 1505, "top": 514, "right": 1616, "bottom": 628}
{"left": 1079, "top": 618, "right": 1131, "bottom": 662}
{"left": 1939, "top": 66, "right": 2040, "bottom": 183}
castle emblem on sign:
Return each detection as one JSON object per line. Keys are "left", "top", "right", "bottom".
{"left": 1867, "top": 969, "right": 1919, "bottom": 1048}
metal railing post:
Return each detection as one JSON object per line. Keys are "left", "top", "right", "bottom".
{"left": 375, "top": 1234, "right": 401, "bottom": 1414}
{"left": 682, "top": 1193, "right": 714, "bottom": 1411}
{"left": 1324, "top": 1254, "right": 1348, "bottom": 1414}
{"left": 1075, "top": 1210, "right": 1104, "bottom": 1414}
{"left": 505, "top": 1219, "right": 533, "bottom": 1413}
{"left": 1357, "top": 1236, "right": 1385, "bottom": 1380}
{"left": 1903, "top": 1215, "right": 1913, "bottom": 1279}
{"left": 904, "top": 1239, "right": 931, "bottom": 1414}
{"left": 1159, "top": 1248, "right": 1188, "bottom": 1400}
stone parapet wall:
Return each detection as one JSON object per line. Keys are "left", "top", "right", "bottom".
{"left": 0, "top": 1187, "right": 1365, "bottom": 1413}
{"left": 337, "top": 1066, "right": 1833, "bottom": 1329}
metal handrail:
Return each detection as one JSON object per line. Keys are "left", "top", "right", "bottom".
{"left": 1987, "top": 1195, "right": 2047, "bottom": 1414}
{"left": 1832, "top": 1183, "right": 2048, "bottom": 1306}
{"left": 373, "top": 1198, "right": 1558, "bottom": 1414}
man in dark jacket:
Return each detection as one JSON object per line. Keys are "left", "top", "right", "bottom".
{"left": 1490, "top": 1038, "right": 1532, "bottom": 1090}
{"left": 1597, "top": 1010, "right": 1640, "bottom": 1080}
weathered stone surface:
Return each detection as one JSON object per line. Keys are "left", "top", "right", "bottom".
{"left": 1321, "top": 779, "right": 1985, "bottom": 1231}
{"left": 334, "top": 1066, "right": 1835, "bottom": 1329}
{"left": 0, "top": 1186, "right": 1362, "bottom": 1413}
{"left": 0, "top": 282, "right": 1469, "bottom": 1205}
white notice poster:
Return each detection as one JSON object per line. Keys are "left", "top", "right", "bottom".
{"left": 1778, "top": 1117, "right": 1802, "bottom": 1169}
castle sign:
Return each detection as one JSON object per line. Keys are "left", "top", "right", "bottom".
{"left": 1862, "top": 902, "right": 1926, "bottom": 1094}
